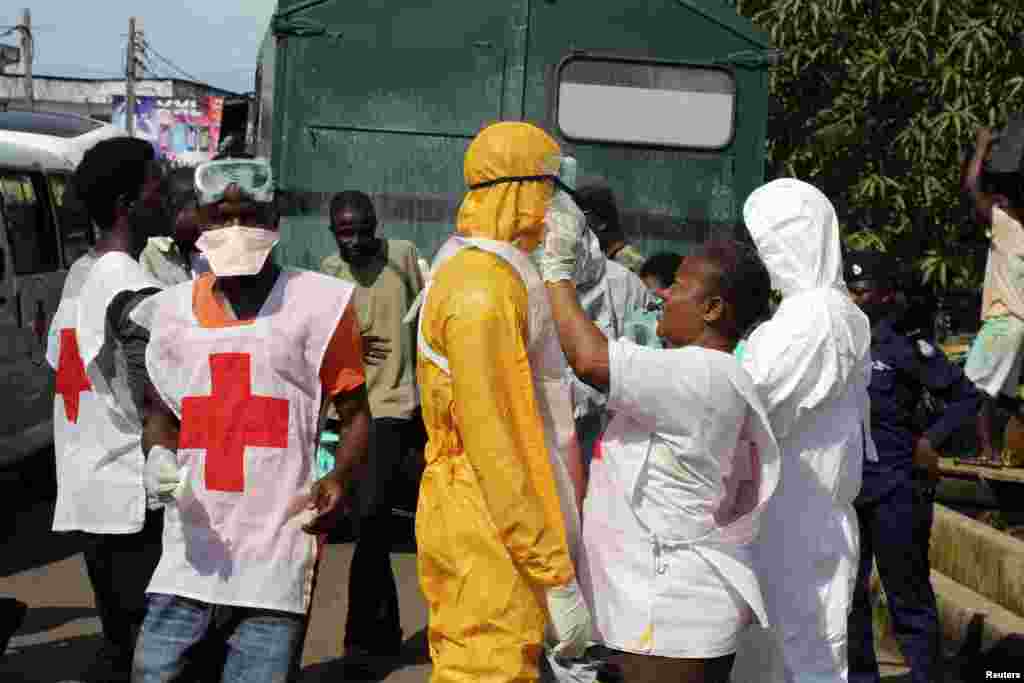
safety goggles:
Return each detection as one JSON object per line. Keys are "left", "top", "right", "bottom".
{"left": 194, "top": 158, "right": 275, "bottom": 206}
{"left": 467, "top": 155, "right": 580, "bottom": 202}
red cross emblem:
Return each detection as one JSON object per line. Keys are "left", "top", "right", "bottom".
{"left": 179, "top": 353, "right": 289, "bottom": 493}
{"left": 55, "top": 329, "right": 92, "bottom": 424}
{"left": 592, "top": 429, "right": 607, "bottom": 462}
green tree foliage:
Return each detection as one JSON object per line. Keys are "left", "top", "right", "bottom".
{"left": 735, "top": 0, "right": 1024, "bottom": 289}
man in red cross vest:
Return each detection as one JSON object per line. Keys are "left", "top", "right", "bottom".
{"left": 130, "top": 158, "right": 371, "bottom": 683}
{"left": 46, "top": 138, "right": 169, "bottom": 682}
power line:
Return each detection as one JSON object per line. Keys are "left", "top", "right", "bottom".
{"left": 139, "top": 38, "right": 199, "bottom": 82}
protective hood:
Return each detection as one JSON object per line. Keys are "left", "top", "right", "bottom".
{"left": 741, "top": 178, "right": 872, "bottom": 444}
{"left": 457, "top": 122, "right": 560, "bottom": 252}
{"left": 742, "top": 178, "right": 845, "bottom": 297}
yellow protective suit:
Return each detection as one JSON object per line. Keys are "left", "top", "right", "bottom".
{"left": 415, "top": 122, "right": 575, "bottom": 682}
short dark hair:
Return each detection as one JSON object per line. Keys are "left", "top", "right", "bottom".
{"left": 696, "top": 238, "right": 772, "bottom": 338}
{"left": 575, "top": 181, "right": 621, "bottom": 235}
{"left": 330, "top": 191, "right": 376, "bottom": 225}
{"left": 165, "top": 165, "right": 197, "bottom": 218}
{"left": 981, "top": 170, "right": 1024, "bottom": 207}
{"left": 73, "top": 137, "right": 156, "bottom": 230}
{"left": 639, "top": 252, "right": 683, "bottom": 289}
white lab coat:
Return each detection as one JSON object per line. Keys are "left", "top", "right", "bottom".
{"left": 584, "top": 342, "right": 779, "bottom": 653}
{"left": 735, "top": 178, "right": 874, "bottom": 683}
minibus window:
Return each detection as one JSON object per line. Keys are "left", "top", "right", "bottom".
{"left": 0, "top": 173, "right": 60, "bottom": 274}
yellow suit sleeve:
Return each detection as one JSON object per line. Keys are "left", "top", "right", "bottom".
{"left": 443, "top": 257, "right": 575, "bottom": 589}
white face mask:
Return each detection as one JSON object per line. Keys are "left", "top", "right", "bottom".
{"left": 195, "top": 226, "right": 280, "bottom": 277}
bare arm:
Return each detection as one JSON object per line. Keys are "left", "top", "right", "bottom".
{"left": 565, "top": 435, "right": 586, "bottom": 512}
{"left": 328, "top": 384, "right": 372, "bottom": 482}
{"left": 962, "top": 127, "right": 997, "bottom": 225}
{"left": 141, "top": 379, "right": 179, "bottom": 457}
{"left": 302, "top": 383, "right": 371, "bottom": 535}
{"left": 546, "top": 280, "right": 611, "bottom": 391}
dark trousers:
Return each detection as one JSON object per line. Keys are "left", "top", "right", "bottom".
{"left": 82, "top": 508, "right": 164, "bottom": 667}
{"left": 849, "top": 477, "right": 940, "bottom": 683}
{"left": 343, "top": 415, "right": 424, "bottom": 654}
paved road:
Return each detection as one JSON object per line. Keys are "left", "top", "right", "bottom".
{"left": 1, "top": 453, "right": 963, "bottom": 683}
{"left": 1, "top": 458, "right": 431, "bottom": 683}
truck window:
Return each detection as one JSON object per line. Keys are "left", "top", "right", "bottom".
{"left": 556, "top": 58, "right": 735, "bottom": 149}
{"left": 0, "top": 172, "right": 60, "bottom": 275}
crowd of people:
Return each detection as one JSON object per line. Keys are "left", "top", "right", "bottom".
{"left": 16, "top": 115, "right": 1019, "bottom": 683}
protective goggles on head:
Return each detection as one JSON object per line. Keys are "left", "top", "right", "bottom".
{"left": 194, "top": 158, "right": 275, "bottom": 206}
{"left": 468, "top": 155, "right": 580, "bottom": 203}
{"left": 192, "top": 158, "right": 278, "bottom": 230}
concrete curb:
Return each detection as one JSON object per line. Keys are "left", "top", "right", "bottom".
{"left": 930, "top": 503, "right": 1024, "bottom": 617}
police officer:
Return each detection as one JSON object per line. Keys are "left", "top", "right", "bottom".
{"left": 845, "top": 249, "right": 982, "bottom": 683}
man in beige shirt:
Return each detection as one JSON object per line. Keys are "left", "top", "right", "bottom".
{"left": 138, "top": 166, "right": 210, "bottom": 287}
{"left": 319, "top": 191, "right": 426, "bottom": 674}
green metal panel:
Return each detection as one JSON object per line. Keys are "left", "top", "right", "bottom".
{"left": 267, "top": 0, "right": 771, "bottom": 269}
{"left": 524, "top": 0, "right": 770, "bottom": 258}
{"left": 270, "top": 0, "right": 525, "bottom": 269}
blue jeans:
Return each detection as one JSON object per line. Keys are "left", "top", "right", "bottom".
{"left": 132, "top": 593, "right": 306, "bottom": 683}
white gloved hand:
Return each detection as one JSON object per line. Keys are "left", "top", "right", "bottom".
{"left": 545, "top": 576, "right": 594, "bottom": 661}
{"left": 144, "top": 445, "right": 189, "bottom": 510}
{"left": 540, "top": 190, "right": 587, "bottom": 283}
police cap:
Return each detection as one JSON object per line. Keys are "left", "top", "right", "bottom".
{"left": 844, "top": 249, "right": 900, "bottom": 287}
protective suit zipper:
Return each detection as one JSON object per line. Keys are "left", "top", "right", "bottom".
{"left": 653, "top": 537, "right": 667, "bottom": 575}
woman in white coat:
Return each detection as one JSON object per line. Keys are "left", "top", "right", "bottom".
{"left": 541, "top": 204, "right": 782, "bottom": 683}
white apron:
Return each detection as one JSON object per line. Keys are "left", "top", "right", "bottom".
{"left": 415, "top": 235, "right": 582, "bottom": 563}
{"left": 137, "top": 270, "right": 353, "bottom": 614}
{"left": 47, "top": 252, "right": 162, "bottom": 534}
{"left": 581, "top": 356, "right": 780, "bottom": 656}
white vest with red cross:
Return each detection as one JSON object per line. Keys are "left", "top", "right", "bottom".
{"left": 138, "top": 270, "right": 354, "bottom": 614}
{"left": 47, "top": 251, "right": 162, "bottom": 534}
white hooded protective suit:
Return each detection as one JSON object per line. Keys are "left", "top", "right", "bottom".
{"left": 736, "top": 178, "right": 874, "bottom": 683}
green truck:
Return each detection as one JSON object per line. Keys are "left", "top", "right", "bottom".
{"left": 255, "top": 0, "right": 778, "bottom": 268}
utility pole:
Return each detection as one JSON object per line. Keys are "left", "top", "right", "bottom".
{"left": 126, "top": 16, "right": 136, "bottom": 135}
{"left": 19, "top": 8, "right": 32, "bottom": 110}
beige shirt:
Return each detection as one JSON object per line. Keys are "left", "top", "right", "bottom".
{"left": 321, "top": 239, "right": 424, "bottom": 419}
{"left": 611, "top": 243, "right": 645, "bottom": 274}
{"left": 139, "top": 237, "right": 208, "bottom": 287}
{"left": 982, "top": 208, "right": 1024, "bottom": 321}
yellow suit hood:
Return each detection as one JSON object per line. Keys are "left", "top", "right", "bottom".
{"left": 457, "top": 121, "right": 561, "bottom": 251}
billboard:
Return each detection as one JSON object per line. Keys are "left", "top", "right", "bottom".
{"left": 112, "top": 96, "right": 224, "bottom": 165}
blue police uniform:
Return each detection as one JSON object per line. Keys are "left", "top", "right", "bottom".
{"left": 849, "top": 316, "right": 981, "bottom": 683}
